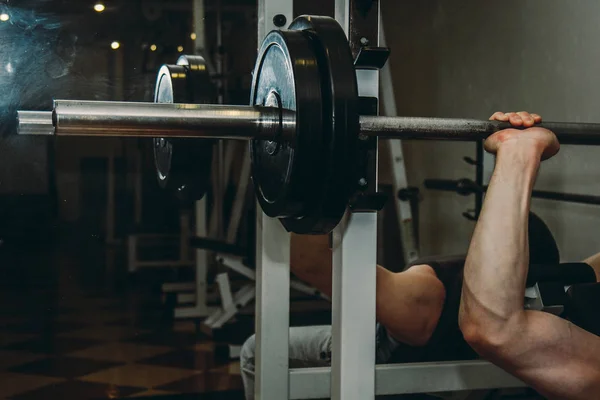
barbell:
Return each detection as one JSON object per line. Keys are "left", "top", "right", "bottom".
{"left": 16, "top": 15, "right": 600, "bottom": 234}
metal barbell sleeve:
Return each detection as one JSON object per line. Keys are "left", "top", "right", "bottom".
{"left": 19, "top": 100, "right": 295, "bottom": 140}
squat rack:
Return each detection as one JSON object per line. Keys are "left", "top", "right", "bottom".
{"left": 17, "top": 0, "right": 546, "bottom": 397}
{"left": 252, "top": 0, "right": 525, "bottom": 399}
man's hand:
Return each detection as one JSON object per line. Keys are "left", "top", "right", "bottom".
{"left": 485, "top": 111, "right": 560, "bottom": 160}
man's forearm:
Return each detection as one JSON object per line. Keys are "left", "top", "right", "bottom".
{"left": 461, "top": 143, "right": 541, "bottom": 333}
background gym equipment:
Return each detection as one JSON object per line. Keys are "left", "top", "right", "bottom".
{"left": 424, "top": 178, "right": 600, "bottom": 206}
{"left": 567, "top": 283, "right": 600, "bottom": 336}
{"left": 153, "top": 54, "right": 215, "bottom": 204}
{"left": 17, "top": 16, "right": 600, "bottom": 236}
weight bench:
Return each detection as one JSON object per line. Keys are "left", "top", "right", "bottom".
{"left": 525, "top": 262, "right": 597, "bottom": 316}
{"left": 256, "top": 261, "right": 599, "bottom": 399}
{"left": 567, "top": 282, "right": 600, "bottom": 336}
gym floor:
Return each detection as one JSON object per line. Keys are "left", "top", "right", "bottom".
{"left": 0, "top": 230, "right": 545, "bottom": 400}
{"left": 0, "top": 232, "right": 245, "bottom": 399}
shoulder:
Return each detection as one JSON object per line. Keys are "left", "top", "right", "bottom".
{"left": 406, "top": 263, "right": 438, "bottom": 278}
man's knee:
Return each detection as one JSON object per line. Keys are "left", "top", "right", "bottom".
{"left": 241, "top": 334, "right": 256, "bottom": 373}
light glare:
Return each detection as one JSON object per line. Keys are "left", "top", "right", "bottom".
{"left": 94, "top": 3, "right": 106, "bottom": 12}
{"left": 111, "top": 41, "right": 120, "bottom": 50}
{"left": 177, "top": 46, "right": 184, "bottom": 52}
{"left": 150, "top": 44, "right": 157, "bottom": 51}
{"left": 190, "top": 33, "right": 197, "bottom": 40}
{"left": 0, "top": 13, "right": 9, "bottom": 22}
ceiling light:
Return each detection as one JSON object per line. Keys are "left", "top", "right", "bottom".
{"left": 150, "top": 44, "right": 157, "bottom": 52}
{"left": 0, "top": 14, "right": 9, "bottom": 22}
{"left": 94, "top": 3, "right": 106, "bottom": 13}
{"left": 177, "top": 46, "right": 184, "bottom": 52}
{"left": 111, "top": 41, "right": 120, "bottom": 50}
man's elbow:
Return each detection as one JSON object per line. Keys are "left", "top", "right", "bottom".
{"left": 410, "top": 314, "right": 441, "bottom": 347}
{"left": 404, "top": 288, "right": 446, "bottom": 347}
{"left": 458, "top": 309, "right": 517, "bottom": 357}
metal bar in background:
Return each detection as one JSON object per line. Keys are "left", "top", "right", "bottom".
{"left": 215, "top": 142, "right": 225, "bottom": 239}
{"left": 226, "top": 146, "right": 252, "bottom": 243}
{"left": 379, "top": 24, "right": 420, "bottom": 265}
{"left": 424, "top": 178, "right": 600, "bottom": 206}
{"left": 530, "top": 188, "right": 600, "bottom": 205}
{"left": 133, "top": 146, "right": 143, "bottom": 226}
{"left": 106, "top": 153, "right": 116, "bottom": 244}
{"left": 216, "top": 0, "right": 224, "bottom": 104}
{"left": 194, "top": 198, "right": 209, "bottom": 311}
{"left": 172, "top": 198, "right": 217, "bottom": 319}
{"left": 209, "top": 142, "right": 236, "bottom": 239}
{"left": 193, "top": 0, "right": 207, "bottom": 53}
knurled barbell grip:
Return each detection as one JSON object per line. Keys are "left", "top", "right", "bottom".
{"left": 359, "top": 115, "right": 600, "bottom": 145}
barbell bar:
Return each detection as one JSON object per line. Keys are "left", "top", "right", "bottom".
{"left": 17, "top": 101, "right": 600, "bottom": 145}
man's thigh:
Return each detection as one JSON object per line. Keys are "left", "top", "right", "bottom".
{"left": 241, "top": 324, "right": 397, "bottom": 373}
{"left": 241, "top": 325, "right": 333, "bottom": 374}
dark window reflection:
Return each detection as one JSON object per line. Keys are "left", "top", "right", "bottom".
{"left": 0, "top": 0, "right": 256, "bottom": 239}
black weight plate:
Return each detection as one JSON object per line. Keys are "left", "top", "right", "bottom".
{"left": 153, "top": 55, "right": 215, "bottom": 203}
{"left": 250, "top": 29, "right": 324, "bottom": 221}
{"left": 154, "top": 64, "right": 188, "bottom": 187}
{"left": 280, "top": 16, "right": 358, "bottom": 234}
{"left": 177, "top": 55, "right": 216, "bottom": 104}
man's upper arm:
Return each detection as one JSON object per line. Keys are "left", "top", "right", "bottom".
{"left": 497, "top": 311, "right": 600, "bottom": 400}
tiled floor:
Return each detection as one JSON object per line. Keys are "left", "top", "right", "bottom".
{"left": 0, "top": 234, "right": 245, "bottom": 399}
{"left": 0, "top": 232, "right": 546, "bottom": 400}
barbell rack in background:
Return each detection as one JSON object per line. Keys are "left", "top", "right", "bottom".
{"left": 424, "top": 178, "right": 600, "bottom": 206}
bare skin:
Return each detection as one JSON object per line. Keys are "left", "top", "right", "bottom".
{"left": 291, "top": 234, "right": 445, "bottom": 347}
{"left": 459, "top": 111, "right": 600, "bottom": 399}
{"left": 582, "top": 252, "right": 600, "bottom": 282}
